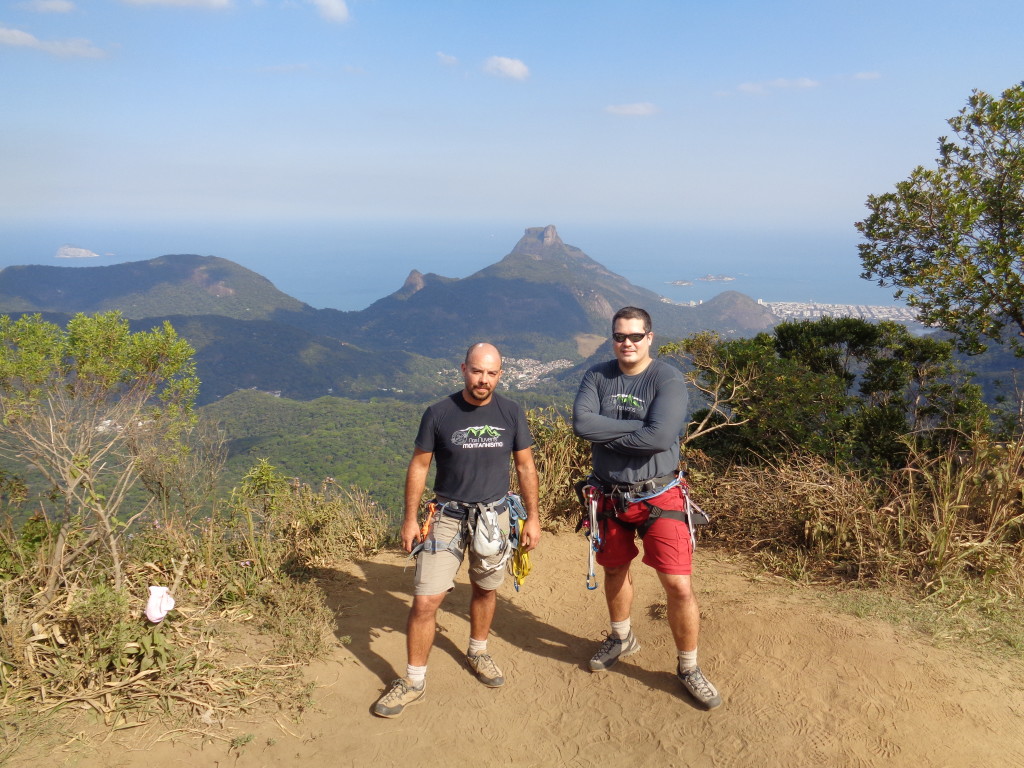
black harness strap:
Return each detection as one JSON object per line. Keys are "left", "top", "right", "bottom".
{"left": 610, "top": 503, "right": 688, "bottom": 539}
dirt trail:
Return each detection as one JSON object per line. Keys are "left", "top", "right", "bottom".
{"left": 37, "top": 532, "right": 1024, "bottom": 768}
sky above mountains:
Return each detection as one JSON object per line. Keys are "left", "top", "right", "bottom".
{"left": 3, "top": 0, "right": 1024, "bottom": 293}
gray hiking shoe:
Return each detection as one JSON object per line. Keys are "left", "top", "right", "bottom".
{"left": 372, "top": 677, "right": 425, "bottom": 718}
{"left": 467, "top": 653, "right": 505, "bottom": 687}
{"left": 677, "top": 665, "right": 722, "bottom": 710}
{"left": 588, "top": 631, "right": 641, "bottom": 672}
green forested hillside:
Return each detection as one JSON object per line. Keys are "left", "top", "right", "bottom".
{"left": 134, "top": 314, "right": 454, "bottom": 404}
{"left": 203, "top": 390, "right": 427, "bottom": 518}
{"left": 202, "top": 388, "right": 567, "bottom": 521}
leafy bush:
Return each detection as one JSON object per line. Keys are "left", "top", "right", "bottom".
{"left": 665, "top": 318, "right": 990, "bottom": 472}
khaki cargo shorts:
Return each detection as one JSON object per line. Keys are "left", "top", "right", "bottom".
{"left": 413, "top": 507, "right": 510, "bottom": 596}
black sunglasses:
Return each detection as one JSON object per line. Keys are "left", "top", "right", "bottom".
{"left": 612, "top": 332, "right": 648, "bottom": 343}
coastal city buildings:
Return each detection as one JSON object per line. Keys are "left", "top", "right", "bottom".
{"left": 759, "top": 300, "right": 922, "bottom": 325}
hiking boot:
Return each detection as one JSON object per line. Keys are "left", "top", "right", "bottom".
{"left": 372, "top": 678, "right": 425, "bottom": 718}
{"left": 588, "top": 631, "right": 641, "bottom": 672}
{"left": 677, "top": 665, "right": 722, "bottom": 710}
{"left": 467, "top": 653, "right": 505, "bottom": 687}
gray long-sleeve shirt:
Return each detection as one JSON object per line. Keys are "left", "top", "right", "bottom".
{"left": 572, "top": 358, "right": 688, "bottom": 485}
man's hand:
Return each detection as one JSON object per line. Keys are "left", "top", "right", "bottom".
{"left": 519, "top": 516, "right": 541, "bottom": 552}
{"left": 400, "top": 518, "right": 421, "bottom": 553}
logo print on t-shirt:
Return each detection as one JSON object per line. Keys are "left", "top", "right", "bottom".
{"left": 607, "top": 393, "right": 645, "bottom": 414}
{"left": 451, "top": 425, "right": 506, "bottom": 448}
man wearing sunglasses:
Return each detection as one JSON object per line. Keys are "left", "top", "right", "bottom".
{"left": 572, "top": 306, "right": 721, "bottom": 710}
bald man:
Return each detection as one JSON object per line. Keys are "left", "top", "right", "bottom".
{"left": 373, "top": 342, "right": 541, "bottom": 718}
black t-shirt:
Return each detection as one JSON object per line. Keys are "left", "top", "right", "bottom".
{"left": 415, "top": 391, "right": 533, "bottom": 504}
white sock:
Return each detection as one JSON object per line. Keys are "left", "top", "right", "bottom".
{"left": 610, "top": 619, "right": 631, "bottom": 640}
{"left": 467, "top": 637, "right": 487, "bottom": 656}
{"left": 406, "top": 664, "right": 427, "bottom": 687}
{"left": 678, "top": 649, "right": 698, "bottom": 672}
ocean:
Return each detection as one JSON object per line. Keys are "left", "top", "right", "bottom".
{"left": 0, "top": 220, "right": 904, "bottom": 312}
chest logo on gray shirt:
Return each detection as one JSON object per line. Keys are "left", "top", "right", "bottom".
{"left": 607, "top": 393, "right": 645, "bottom": 414}
{"left": 451, "top": 425, "right": 506, "bottom": 448}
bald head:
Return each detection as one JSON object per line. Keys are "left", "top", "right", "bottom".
{"left": 465, "top": 342, "right": 502, "bottom": 367}
{"left": 461, "top": 342, "right": 503, "bottom": 405}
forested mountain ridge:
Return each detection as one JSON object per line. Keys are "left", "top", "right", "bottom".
{"left": 0, "top": 254, "right": 306, "bottom": 320}
{"left": 0, "top": 226, "right": 778, "bottom": 402}
{"left": 328, "top": 225, "right": 778, "bottom": 358}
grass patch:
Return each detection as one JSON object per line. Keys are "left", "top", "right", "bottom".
{"left": 829, "top": 584, "right": 1024, "bottom": 658}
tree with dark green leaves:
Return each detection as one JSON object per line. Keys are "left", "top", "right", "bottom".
{"left": 857, "top": 83, "right": 1024, "bottom": 355}
{"left": 665, "top": 317, "right": 989, "bottom": 470}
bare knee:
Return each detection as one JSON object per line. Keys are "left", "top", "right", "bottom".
{"left": 604, "top": 564, "right": 631, "bottom": 584}
{"left": 659, "top": 573, "right": 696, "bottom": 604}
{"left": 410, "top": 593, "right": 445, "bottom": 621}
{"left": 471, "top": 583, "right": 496, "bottom": 600}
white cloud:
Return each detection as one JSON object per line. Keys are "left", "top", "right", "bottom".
{"left": 737, "top": 77, "right": 820, "bottom": 94}
{"left": 17, "top": 0, "right": 76, "bottom": 12}
{"left": 120, "top": 0, "right": 231, "bottom": 7}
{"left": 0, "top": 25, "right": 104, "bottom": 57}
{"left": 484, "top": 56, "right": 529, "bottom": 80}
{"left": 436, "top": 51, "right": 457, "bottom": 66}
{"left": 605, "top": 102, "right": 659, "bottom": 117}
{"left": 309, "top": 0, "right": 349, "bottom": 22}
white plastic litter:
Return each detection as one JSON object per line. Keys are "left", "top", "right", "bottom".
{"left": 146, "top": 585, "right": 176, "bottom": 623}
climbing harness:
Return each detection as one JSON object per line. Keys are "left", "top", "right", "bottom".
{"left": 506, "top": 494, "right": 531, "bottom": 591}
{"left": 408, "top": 497, "right": 514, "bottom": 576}
{"left": 574, "top": 470, "right": 711, "bottom": 589}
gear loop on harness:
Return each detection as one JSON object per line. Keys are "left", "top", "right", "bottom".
{"left": 573, "top": 478, "right": 603, "bottom": 590}
{"left": 506, "top": 494, "right": 531, "bottom": 591}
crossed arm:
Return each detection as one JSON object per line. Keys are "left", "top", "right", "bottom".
{"left": 573, "top": 370, "right": 687, "bottom": 456}
{"left": 572, "top": 371, "right": 643, "bottom": 444}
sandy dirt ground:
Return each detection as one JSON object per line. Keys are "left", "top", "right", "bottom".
{"left": 24, "top": 531, "right": 1024, "bottom": 768}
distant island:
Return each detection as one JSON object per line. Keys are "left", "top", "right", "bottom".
{"left": 668, "top": 274, "right": 735, "bottom": 286}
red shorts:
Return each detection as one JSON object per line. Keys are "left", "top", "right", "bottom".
{"left": 595, "top": 485, "right": 693, "bottom": 575}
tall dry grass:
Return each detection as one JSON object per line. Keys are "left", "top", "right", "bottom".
{"left": 523, "top": 407, "right": 592, "bottom": 528}
{"left": 0, "top": 459, "right": 389, "bottom": 760}
{"left": 700, "top": 436, "right": 1024, "bottom": 598}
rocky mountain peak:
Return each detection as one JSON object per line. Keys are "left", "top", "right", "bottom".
{"left": 510, "top": 225, "right": 572, "bottom": 257}
{"left": 402, "top": 269, "right": 426, "bottom": 293}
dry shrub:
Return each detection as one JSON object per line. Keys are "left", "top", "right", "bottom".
{"left": 699, "top": 452, "right": 878, "bottom": 580}
{"left": 253, "top": 573, "right": 334, "bottom": 661}
{"left": 272, "top": 480, "right": 391, "bottom": 570}
{"left": 873, "top": 436, "right": 1024, "bottom": 593}
{"left": 701, "top": 435, "right": 1024, "bottom": 597}
{"left": 525, "top": 407, "right": 591, "bottom": 529}
{"left": 0, "top": 462, "right": 384, "bottom": 761}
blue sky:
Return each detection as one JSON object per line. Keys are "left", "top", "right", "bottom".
{"left": 2, "top": 0, "right": 1024, "bottom": 307}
